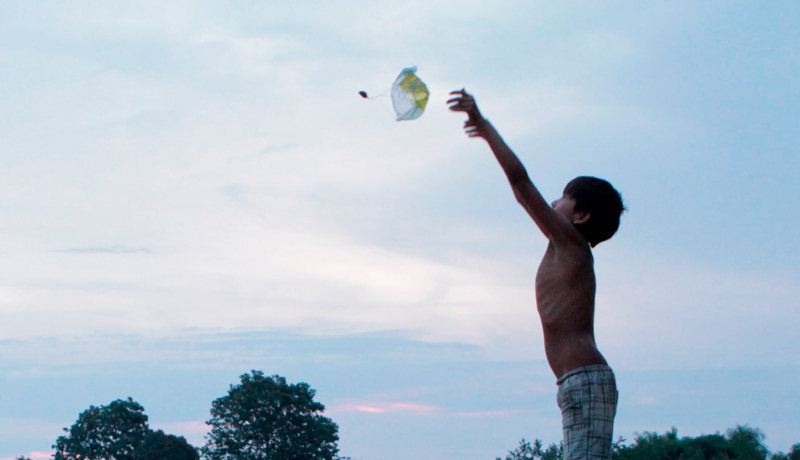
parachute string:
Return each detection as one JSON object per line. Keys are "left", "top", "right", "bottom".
{"left": 359, "top": 89, "right": 393, "bottom": 116}
{"left": 375, "top": 96, "right": 394, "bottom": 116}
{"left": 359, "top": 89, "right": 390, "bottom": 100}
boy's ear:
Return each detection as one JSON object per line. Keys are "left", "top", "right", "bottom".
{"left": 573, "top": 212, "right": 590, "bottom": 225}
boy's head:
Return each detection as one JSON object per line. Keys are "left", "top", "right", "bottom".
{"left": 563, "top": 176, "right": 625, "bottom": 247}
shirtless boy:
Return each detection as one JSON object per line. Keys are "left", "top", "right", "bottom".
{"left": 448, "top": 90, "right": 625, "bottom": 460}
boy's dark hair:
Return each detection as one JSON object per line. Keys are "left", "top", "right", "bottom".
{"left": 564, "top": 176, "right": 625, "bottom": 247}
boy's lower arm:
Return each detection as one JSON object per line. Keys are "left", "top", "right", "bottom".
{"left": 477, "top": 117, "right": 531, "bottom": 186}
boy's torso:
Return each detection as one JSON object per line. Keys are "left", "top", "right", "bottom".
{"left": 536, "top": 242, "right": 608, "bottom": 379}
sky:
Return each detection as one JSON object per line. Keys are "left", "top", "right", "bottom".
{"left": 1, "top": 1, "right": 799, "bottom": 459}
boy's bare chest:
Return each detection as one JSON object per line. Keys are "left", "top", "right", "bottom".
{"left": 535, "top": 245, "right": 596, "bottom": 324}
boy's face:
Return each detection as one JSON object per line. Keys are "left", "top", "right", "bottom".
{"left": 551, "top": 194, "right": 589, "bottom": 225}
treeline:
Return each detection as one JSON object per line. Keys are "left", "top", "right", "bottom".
{"left": 499, "top": 428, "right": 800, "bottom": 460}
{"left": 16, "top": 370, "right": 800, "bottom": 460}
{"left": 21, "top": 371, "right": 346, "bottom": 460}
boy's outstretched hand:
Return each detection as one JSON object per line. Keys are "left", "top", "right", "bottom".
{"left": 447, "top": 89, "right": 486, "bottom": 138}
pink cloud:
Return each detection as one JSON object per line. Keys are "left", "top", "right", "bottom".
{"left": 336, "top": 401, "right": 439, "bottom": 415}
{"left": 0, "top": 452, "right": 56, "bottom": 460}
{"left": 355, "top": 406, "right": 385, "bottom": 413}
{"left": 29, "top": 453, "right": 53, "bottom": 460}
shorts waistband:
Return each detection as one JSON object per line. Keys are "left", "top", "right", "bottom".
{"left": 556, "top": 364, "right": 614, "bottom": 386}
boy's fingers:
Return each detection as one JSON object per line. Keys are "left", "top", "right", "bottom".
{"left": 447, "top": 98, "right": 473, "bottom": 107}
{"left": 447, "top": 88, "right": 476, "bottom": 115}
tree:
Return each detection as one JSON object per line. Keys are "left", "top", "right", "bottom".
{"left": 132, "top": 430, "right": 199, "bottom": 460}
{"left": 501, "top": 425, "right": 792, "bottom": 460}
{"left": 497, "top": 438, "right": 562, "bottom": 460}
{"left": 54, "top": 398, "right": 150, "bottom": 460}
{"left": 726, "top": 425, "right": 768, "bottom": 460}
{"left": 202, "top": 371, "right": 339, "bottom": 460}
{"left": 772, "top": 444, "right": 800, "bottom": 460}
{"left": 53, "top": 398, "right": 200, "bottom": 460}
{"left": 612, "top": 425, "right": 769, "bottom": 460}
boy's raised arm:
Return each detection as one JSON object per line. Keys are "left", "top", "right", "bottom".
{"left": 447, "top": 89, "right": 584, "bottom": 246}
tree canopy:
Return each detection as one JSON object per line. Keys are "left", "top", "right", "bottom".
{"left": 52, "top": 398, "right": 198, "bottom": 460}
{"left": 497, "top": 438, "right": 563, "bottom": 460}
{"left": 614, "top": 426, "right": 768, "bottom": 460}
{"left": 502, "top": 425, "right": 798, "bottom": 460}
{"left": 54, "top": 398, "right": 150, "bottom": 460}
{"left": 133, "top": 430, "right": 199, "bottom": 460}
{"left": 202, "top": 371, "right": 339, "bottom": 460}
{"left": 772, "top": 444, "right": 800, "bottom": 460}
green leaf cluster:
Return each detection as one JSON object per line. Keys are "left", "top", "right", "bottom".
{"left": 771, "top": 444, "right": 800, "bottom": 460}
{"left": 502, "top": 425, "right": 799, "bottom": 460}
{"left": 134, "top": 430, "right": 200, "bottom": 460}
{"left": 36, "top": 371, "right": 341, "bottom": 460}
{"left": 202, "top": 371, "right": 339, "bottom": 460}
{"left": 614, "top": 426, "right": 768, "bottom": 460}
{"left": 496, "top": 438, "right": 563, "bottom": 460}
{"left": 52, "top": 397, "right": 198, "bottom": 460}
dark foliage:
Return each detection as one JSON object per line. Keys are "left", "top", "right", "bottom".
{"left": 133, "top": 430, "right": 199, "bottom": 460}
{"left": 202, "top": 371, "right": 339, "bottom": 460}
{"left": 52, "top": 397, "right": 199, "bottom": 460}
{"left": 497, "top": 438, "right": 563, "bottom": 460}
{"left": 500, "top": 425, "right": 796, "bottom": 460}
{"left": 613, "top": 425, "right": 768, "bottom": 460}
{"left": 772, "top": 444, "right": 800, "bottom": 460}
{"left": 53, "top": 398, "right": 150, "bottom": 460}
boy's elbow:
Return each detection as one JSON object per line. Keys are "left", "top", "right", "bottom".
{"left": 507, "top": 167, "right": 531, "bottom": 187}
{"left": 512, "top": 187, "right": 528, "bottom": 206}
{"left": 509, "top": 173, "right": 532, "bottom": 193}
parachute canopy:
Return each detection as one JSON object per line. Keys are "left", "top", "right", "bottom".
{"left": 390, "top": 67, "right": 429, "bottom": 121}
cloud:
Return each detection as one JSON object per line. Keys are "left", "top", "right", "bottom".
{"left": 52, "top": 247, "right": 152, "bottom": 254}
{"left": 336, "top": 402, "right": 439, "bottom": 415}
{"left": 2, "top": 0, "right": 549, "bottom": 351}
{"left": 29, "top": 453, "right": 52, "bottom": 460}
{"left": 0, "top": 453, "right": 53, "bottom": 460}
{"left": 595, "top": 247, "right": 800, "bottom": 370}
{"left": 0, "top": 207, "right": 543, "bottom": 348}
{"left": 353, "top": 406, "right": 384, "bottom": 413}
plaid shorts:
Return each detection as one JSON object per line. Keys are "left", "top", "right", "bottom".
{"left": 557, "top": 365, "right": 618, "bottom": 460}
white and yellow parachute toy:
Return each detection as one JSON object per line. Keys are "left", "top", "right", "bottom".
{"left": 360, "top": 66, "right": 429, "bottom": 121}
